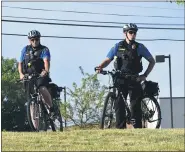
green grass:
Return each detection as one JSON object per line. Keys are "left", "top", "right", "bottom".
{"left": 2, "top": 129, "right": 184, "bottom": 151}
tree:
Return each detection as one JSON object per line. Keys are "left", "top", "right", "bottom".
{"left": 176, "top": 0, "right": 184, "bottom": 5}
{"left": 62, "top": 66, "right": 107, "bottom": 128}
{"left": 166, "top": 0, "right": 184, "bottom": 5}
{"left": 1, "top": 56, "right": 30, "bottom": 131}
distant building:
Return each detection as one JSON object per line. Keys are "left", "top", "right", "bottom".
{"left": 136, "top": 96, "right": 185, "bottom": 129}
{"left": 160, "top": 97, "right": 185, "bottom": 128}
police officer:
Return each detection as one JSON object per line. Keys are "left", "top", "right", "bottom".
{"left": 96, "top": 23, "right": 155, "bottom": 128}
{"left": 18, "top": 30, "right": 54, "bottom": 116}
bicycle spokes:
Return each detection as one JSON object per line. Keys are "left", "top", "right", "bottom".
{"left": 141, "top": 97, "right": 161, "bottom": 128}
{"left": 30, "top": 102, "right": 39, "bottom": 130}
{"left": 104, "top": 97, "right": 116, "bottom": 128}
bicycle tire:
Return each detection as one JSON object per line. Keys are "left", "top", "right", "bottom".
{"left": 38, "top": 86, "right": 58, "bottom": 132}
{"left": 39, "top": 103, "right": 48, "bottom": 131}
{"left": 55, "top": 106, "right": 63, "bottom": 131}
{"left": 141, "top": 95, "right": 162, "bottom": 129}
{"left": 100, "top": 92, "right": 116, "bottom": 129}
{"left": 49, "top": 102, "right": 63, "bottom": 132}
{"left": 26, "top": 99, "right": 47, "bottom": 131}
{"left": 26, "top": 99, "right": 37, "bottom": 131}
{"left": 39, "top": 101, "right": 56, "bottom": 132}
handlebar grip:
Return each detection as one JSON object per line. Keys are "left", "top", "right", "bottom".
{"left": 94, "top": 67, "right": 108, "bottom": 75}
{"left": 94, "top": 67, "right": 99, "bottom": 71}
{"left": 16, "top": 74, "right": 42, "bottom": 83}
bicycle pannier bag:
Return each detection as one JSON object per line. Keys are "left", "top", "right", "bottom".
{"left": 48, "top": 83, "right": 61, "bottom": 99}
{"left": 142, "top": 80, "right": 159, "bottom": 96}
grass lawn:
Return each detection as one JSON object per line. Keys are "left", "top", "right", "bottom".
{"left": 2, "top": 128, "right": 184, "bottom": 151}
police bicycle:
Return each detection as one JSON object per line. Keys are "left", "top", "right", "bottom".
{"left": 95, "top": 68, "right": 161, "bottom": 129}
{"left": 17, "top": 73, "right": 63, "bottom": 132}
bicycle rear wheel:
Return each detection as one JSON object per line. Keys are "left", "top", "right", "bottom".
{"left": 49, "top": 101, "right": 63, "bottom": 132}
{"left": 38, "top": 86, "right": 63, "bottom": 132}
{"left": 26, "top": 99, "right": 47, "bottom": 131}
{"left": 100, "top": 92, "right": 116, "bottom": 129}
{"left": 141, "top": 96, "right": 161, "bottom": 129}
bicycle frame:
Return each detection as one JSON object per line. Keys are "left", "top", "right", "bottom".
{"left": 96, "top": 67, "right": 161, "bottom": 129}
{"left": 17, "top": 73, "right": 64, "bottom": 131}
{"left": 104, "top": 70, "right": 137, "bottom": 125}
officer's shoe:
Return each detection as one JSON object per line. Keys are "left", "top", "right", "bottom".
{"left": 130, "top": 118, "right": 136, "bottom": 126}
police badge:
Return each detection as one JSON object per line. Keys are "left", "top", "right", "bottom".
{"left": 132, "top": 43, "right": 136, "bottom": 49}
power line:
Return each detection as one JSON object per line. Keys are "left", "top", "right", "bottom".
{"left": 2, "top": 33, "right": 185, "bottom": 41}
{"left": 2, "top": 19, "right": 185, "bottom": 30}
{"left": 2, "top": 15, "right": 184, "bottom": 26}
{"left": 80, "top": 2, "right": 184, "bottom": 11}
{"left": 2, "top": 5, "right": 184, "bottom": 19}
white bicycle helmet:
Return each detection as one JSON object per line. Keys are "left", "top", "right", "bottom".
{"left": 123, "top": 23, "right": 138, "bottom": 32}
{"left": 28, "top": 30, "right": 41, "bottom": 39}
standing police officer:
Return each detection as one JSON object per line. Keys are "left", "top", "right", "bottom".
{"left": 96, "top": 23, "right": 155, "bottom": 128}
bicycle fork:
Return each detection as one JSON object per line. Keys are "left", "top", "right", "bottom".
{"left": 31, "top": 94, "right": 42, "bottom": 120}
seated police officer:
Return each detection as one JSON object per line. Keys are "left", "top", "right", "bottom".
{"left": 96, "top": 23, "right": 155, "bottom": 128}
{"left": 18, "top": 30, "right": 55, "bottom": 117}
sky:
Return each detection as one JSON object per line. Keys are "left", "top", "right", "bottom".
{"left": 1, "top": 2, "right": 185, "bottom": 98}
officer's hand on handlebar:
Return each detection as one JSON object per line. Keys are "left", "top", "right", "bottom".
{"left": 95, "top": 66, "right": 103, "bottom": 74}
{"left": 40, "top": 70, "right": 48, "bottom": 77}
{"left": 20, "top": 73, "right": 24, "bottom": 80}
{"left": 136, "top": 74, "right": 146, "bottom": 82}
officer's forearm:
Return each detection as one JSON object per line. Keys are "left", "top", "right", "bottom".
{"left": 100, "top": 58, "right": 111, "bottom": 68}
{"left": 18, "top": 62, "right": 23, "bottom": 75}
{"left": 44, "top": 59, "right": 50, "bottom": 72}
{"left": 144, "top": 58, "right": 155, "bottom": 77}
{"left": 100, "top": 61, "right": 109, "bottom": 68}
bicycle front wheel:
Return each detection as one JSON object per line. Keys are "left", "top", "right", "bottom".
{"left": 141, "top": 96, "right": 162, "bottom": 129}
{"left": 100, "top": 92, "right": 116, "bottom": 129}
{"left": 26, "top": 99, "right": 47, "bottom": 131}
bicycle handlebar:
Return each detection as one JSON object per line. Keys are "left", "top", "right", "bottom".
{"left": 94, "top": 67, "right": 111, "bottom": 75}
{"left": 16, "top": 73, "right": 42, "bottom": 83}
{"left": 94, "top": 67, "right": 138, "bottom": 79}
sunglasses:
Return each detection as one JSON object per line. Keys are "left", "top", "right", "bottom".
{"left": 128, "top": 31, "right": 137, "bottom": 35}
{"left": 30, "top": 38, "right": 40, "bottom": 42}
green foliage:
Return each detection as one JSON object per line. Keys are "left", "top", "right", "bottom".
{"left": 176, "top": 0, "right": 184, "bottom": 5}
{"left": 167, "top": 0, "right": 185, "bottom": 5}
{"left": 1, "top": 56, "right": 30, "bottom": 131}
{"left": 61, "top": 67, "right": 107, "bottom": 128}
{"left": 166, "top": 0, "right": 184, "bottom": 5}
{"left": 1, "top": 58, "right": 107, "bottom": 130}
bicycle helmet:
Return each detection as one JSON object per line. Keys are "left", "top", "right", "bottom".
{"left": 28, "top": 30, "right": 41, "bottom": 39}
{"left": 123, "top": 23, "right": 138, "bottom": 32}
